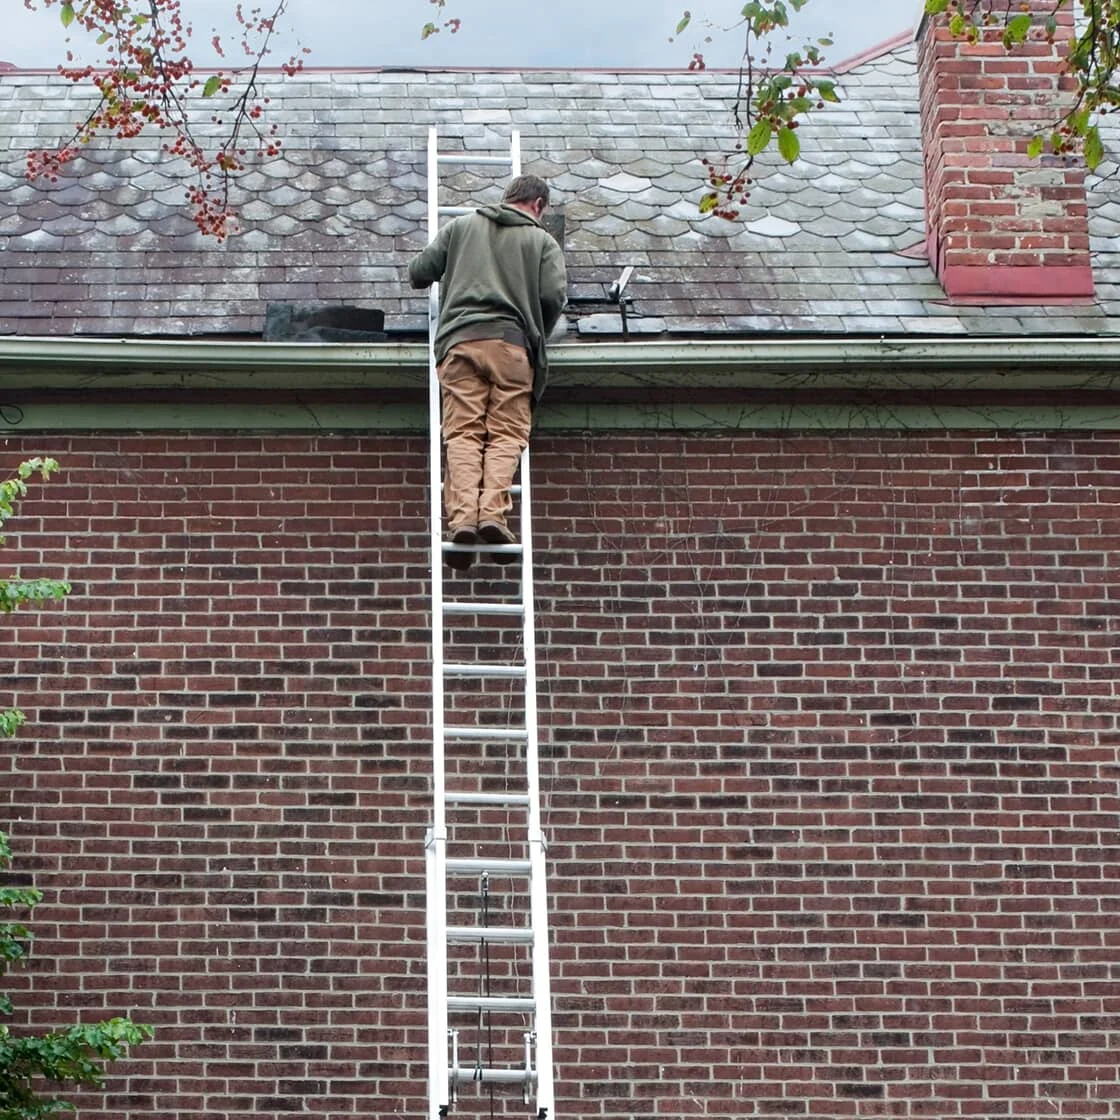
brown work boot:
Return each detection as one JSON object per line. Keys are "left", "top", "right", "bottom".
{"left": 478, "top": 521, "right": 518, "bottom": 565}
{"left": 446, "top": 525, "right": 477, "bottom": 571}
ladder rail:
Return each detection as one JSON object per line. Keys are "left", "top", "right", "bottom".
{"left": 425, "top": 125, "right": 451, "bottom": 1120}
{"left": 519, "top": 444, "right": 555, "bottom": 1120}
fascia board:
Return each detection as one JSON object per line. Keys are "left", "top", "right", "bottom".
{"left": 1, "top": 336, "right": 1120, "bottom": 391}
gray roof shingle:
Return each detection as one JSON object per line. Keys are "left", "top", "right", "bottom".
{"left": 1, "top": 38, "right": 1118, "bottom": 341}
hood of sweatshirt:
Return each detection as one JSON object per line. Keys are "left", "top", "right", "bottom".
{"left": 476, "top": 203, "right": 541, "bottom": 228}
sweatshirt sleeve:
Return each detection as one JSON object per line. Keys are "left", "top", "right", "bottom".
{"left": 538, "top": 237, "right": 567, "bottom": 335}
{"left": 408, "top": 222, "right": 453, "bottom": 290}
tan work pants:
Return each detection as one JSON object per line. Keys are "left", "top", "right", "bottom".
{"left": 438, "top": 338, "right": 533, "bottom": 532}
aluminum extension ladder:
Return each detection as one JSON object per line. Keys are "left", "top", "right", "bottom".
{"left": 423, "top": 127, "right": 555, "bottom": 1120}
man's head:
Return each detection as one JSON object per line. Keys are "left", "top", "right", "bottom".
{"left": 503, "top": 174, "right": 549, "bottom": 220}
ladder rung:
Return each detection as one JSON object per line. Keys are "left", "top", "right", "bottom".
{"left": 438, "top": 541, "right": 522, "bottom": 555}
{"left": 444, "top": 727, "right": 528, "bottom": 741}
{"left": 447, "top": 995, "right": 536, "bottom": 1013}
{"left": 445, "top": 792, "right": 531, "bottom": 807}
{"left": 438, "top": 153, "right": 515, "bottom": 166}
{"left": 438, "top": 205, "right": 474, "bottom": 216}
{"left": 443, "top": 663, "right": 526, "bottom": 678}
{"left": 446, "top": 857, "right": 531, "bottom": 875}
{"left": 450, "top": 1066, "right": 535, "bottom": 1086}
{"left": 439, "top": 541, "right": 488, "bottom": 553}
{"left": 447, "top": 925, "right": 534, "bottom": 944}
{"left": 443, "top": 601, "right": 524, "bottom": 616}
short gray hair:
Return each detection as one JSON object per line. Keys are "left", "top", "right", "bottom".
{"left": 502, "top": 174, "right": 550, "bottom": 208}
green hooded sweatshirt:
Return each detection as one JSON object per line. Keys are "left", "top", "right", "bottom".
{"left": 408, "top": 203, "right": 567, "bottom": 404}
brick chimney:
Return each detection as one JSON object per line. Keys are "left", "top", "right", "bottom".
{"left": 916, "top": 2, "right": 1093, "bottom": 301}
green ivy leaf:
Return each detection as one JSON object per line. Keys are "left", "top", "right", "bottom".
{"left": 747, "top": 118, "right": 772, "bottom": 156}
{"left": 777, "top": 125, "right": 800, "bottom": 163}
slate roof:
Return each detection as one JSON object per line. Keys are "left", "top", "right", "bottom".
{"left": 1, "top": 36, "right": 1119, "bottom": 341}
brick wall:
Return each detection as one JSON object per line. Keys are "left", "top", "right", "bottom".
{"left": 2, "top": 429, "right": 1119, "bottom": 1119}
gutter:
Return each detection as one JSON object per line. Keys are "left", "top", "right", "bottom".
{"left": 1, "top": 335, "right": 1120, "bottom": 391}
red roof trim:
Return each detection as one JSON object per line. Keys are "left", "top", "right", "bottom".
{"left": 0, "top": 32, "right": 915, "bottom": 78}
{"left": 832, "top": 29, "right": 915, "bottom": 75}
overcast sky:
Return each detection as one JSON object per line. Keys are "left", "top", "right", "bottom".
{"left": 4, "top": 0, "right": 919, "bottom": 70}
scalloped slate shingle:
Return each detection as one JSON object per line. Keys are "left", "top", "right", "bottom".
{"left": 1, "top": 39, "right": 1119, "bottom": 340}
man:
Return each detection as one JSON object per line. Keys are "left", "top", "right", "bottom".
{"left": 409, "top": 174, "right": 567, "bottom": 571}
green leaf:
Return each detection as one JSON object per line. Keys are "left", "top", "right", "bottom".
{"left": 747, "top": 118, "right": 772, "bottom": 156}
{"left": 816, "top": 79, "right": 840, "bottom": 103}
{"left": 924, "top": 0, "right": 950, "bottom": 13}
{"left": 1084, "top": 123, "right": 1104, "bottom": 171}
{"left": 1026, "top": 135, "right": 1045, "bottom": 159}
{"left": 777, "top": 125, "right": 800, "bottom": 163}
{"left": 1068, "top": 107, "right": 1092, "bottom": 136}
{"left": 60, "top": 2, "right": 75, "bottom": 28}
{"left": 421, "top": 21, "right": 437, "bottom": 39}
{"left": 675, "top": 10, "right": 691, "bottom": 35}
{"left": 698, "top": 191, "right": 720, "bottom": 214}
{"left": 1004, "top": 12, "right": 1032, "bottom": 46}
{"left": 0, "top": 709, "right": 25, "bottom": 738}
{"left": 202, "top": 75, "right": 222, "bottom": 98}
